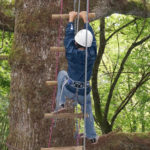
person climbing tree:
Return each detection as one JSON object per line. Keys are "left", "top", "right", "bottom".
{"left": 53, "top": 11, "right": 98, "bottom": 144}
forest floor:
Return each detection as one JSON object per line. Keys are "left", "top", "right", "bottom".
{"left": 84, "top": 132, "right": 150, "bottom": 150}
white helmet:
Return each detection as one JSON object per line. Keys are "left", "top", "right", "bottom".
{"left": 75, "top": 29, "right": 93, "bottom": 47}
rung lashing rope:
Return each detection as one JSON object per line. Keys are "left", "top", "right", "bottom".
{"left": 48, "top": 0, "right": 64, "bottom": 148}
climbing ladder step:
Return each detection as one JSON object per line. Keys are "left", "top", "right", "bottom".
{"left": 50, "top": 47, "right": 65, "bottom": 52}
{"left": 52, "top": 13, "right": 95, "bottom": 20}
{"left": 46, "top": 81, "right": 57, "bottom": 86}
{"left": 41, "top": 146, "right": 83, "bottom": 150}
{"left": 44, "top": 113, "right": 88, "bottom": 119}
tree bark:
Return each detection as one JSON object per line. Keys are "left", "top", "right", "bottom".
{"left": 1, "top": 0, "right": 150, "bottom": 32}
{"left": 0, "top": 11, "right": 14, "bottom": 32}
{"left": 8, "top": 0, "right": 74, "bottom": 149}
{"left": 93, "top": 0, "right": 150, "bottom": 19}
{"left": 8, "top": 0, "right": 99, "bottom": 150}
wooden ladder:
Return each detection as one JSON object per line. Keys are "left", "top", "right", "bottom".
{"left": 41, "top": 146, "right": 83, "bottom": 150}
{"left": 42, "top": 12, "right": 95, "bottom": 150}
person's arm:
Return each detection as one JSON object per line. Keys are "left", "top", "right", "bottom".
{"left": 64, "top": 22, "right": 74, "bottom": 49}
{"left": 64, "top": 11, "right": 77, "bottom": 60}
{"left": 64, "top": 11, "right": 77, "bottom": 49}
{"left": 79, "top": 11, "right": 96, "bottom": 47}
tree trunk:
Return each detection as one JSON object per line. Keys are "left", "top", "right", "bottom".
{"left": 93, "top": 0, "right": 150, "bottom": 18}
{"left": 8, "top": 1, "right": 73, "bottom": 149}
{"left": 7, "top": 0, "right": 98, "bottom": 150}
{"left": 101, "top": 120, "right": 112, "bottom": 134}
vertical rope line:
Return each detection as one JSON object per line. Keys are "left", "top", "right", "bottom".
{"left": 83, "top": 0, "right": 89, "bottom": 150}
{"left": 74, "top": 0, "right": 77, "bottom": 34}
{"left": 74, "top": 0, "right": 77, "bottom": 11}
{"left": 73, "top": 0, "right": 81, "bottom": 146}
{"left": 75, "top": 0, "right": 81, "bottom": 146}
{"left": 76, "top": 0, "right": 80, "bottom": 33}
{"left": 48, "top": 0, "right": 63, "bottom": 147}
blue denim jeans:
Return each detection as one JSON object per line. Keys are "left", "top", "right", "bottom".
{"left": 56, "top": 70, "right": 97, "bottom": 139}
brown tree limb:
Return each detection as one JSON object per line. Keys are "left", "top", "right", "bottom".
{"left": 0, "top": 11, "right": 14, "bottom": 32}
{"left": 0, "top": 29, "right": 4, "bottom": 50}
{"left": 0, "top": 55, "right": 9, "bottom": 60}
{"left": 111, "top": 33, "right": 120, "bottom": 82}
{"left": 111, "top": 72, "right": 150, "bottom": 126}
{"left": 93, "top": 0, "right": 150, "bottom": 19}
{"left": 92, "top": 18, "right": 106, "bottom": 123}
{"left": 104, "top": 31, "right": 150, "bottom": 120}
{"left": 106, "top": 18, "right": 137, "bottom": 42}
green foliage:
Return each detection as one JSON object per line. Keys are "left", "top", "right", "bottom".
{"left": 0, "top": 30, "right": 12, "bottom": 150}
{"left": 91, "top": 14, "right": 150, "bottom": 133}
{"left": 0, "top": 0, "right": 15, "bottom": 17}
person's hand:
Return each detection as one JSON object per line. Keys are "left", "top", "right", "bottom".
{"left": 79, "top": 11, "right": 88, "bottom": 23}
{"left": 69, "top": 11, "right": 77, "bottom": 22}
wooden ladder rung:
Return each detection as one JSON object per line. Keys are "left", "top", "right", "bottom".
{"left": 44, "top": 113, "right": 88, "bottom": 119}
{"left": 46, "top": 81, "right": 57, "bottom": 86}
{"left": 0, "top": 55, "right": 9, "bottom": 60}
{"left": 50, "top": 47, "right": 65, "bottom": 52}
{"left": 41, "top": 146, "right": 83, "bottom": 150}
{"left": 52, "top": 13, "right": 95, "bottom": 20}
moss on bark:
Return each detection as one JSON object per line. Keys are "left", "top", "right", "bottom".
{"left": 9, "top": 42, "right": 26, "bottom": 65}
{"left": 16, "top": 7, "right": 51, "bottom": 35}
{"left": 84, "top": 132, "right": 150, "bottom": 150}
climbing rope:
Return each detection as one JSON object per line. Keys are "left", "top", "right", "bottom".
{"left": 73, "top": 0, "right": 81, "bottom": 146}
{"left": 48, "top": 0, "right": 64, "bottom": 147}
{"left": 83, "top": 0, "right": 90, "bottom": 150}
{"left": 74, "top": 0, "right": 80, "bottom": 34}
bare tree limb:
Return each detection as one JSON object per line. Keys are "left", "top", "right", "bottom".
{"left": 104, "top": 30, "right": 150, "bottom": 120}
{"left": 0, "top": 29, "right": 5, "bottom": 50}
{"left": 111, "top": 72, "right": 150, "bottom": 126}
{"left": 0, "top": 11, "right": 14, "bottom": 32}
{"left": 111, "top": 33, "right": 120, "bottom": 81}
{"left": 92, "top": 18, "right": 106, "bottom": 123}
{"left": 102, "top": 59, "right": 112, "bottom": 79}
{"left": 93, "top": 0, "right": 150, "bottom": 19}
{"left": 134, "top": 18, "right": 146, "bottom": 42}
{"left": 0, "top": 55, "right": 9, "bottom": 60}
{"left": 106, "top": 18, "right": 137, "bottom": 42}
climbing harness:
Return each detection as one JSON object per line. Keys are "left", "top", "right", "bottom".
{"left": 68, "top": 78, "right": 90, "bottom": 89}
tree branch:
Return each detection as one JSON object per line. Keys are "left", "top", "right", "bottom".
{"left": 93, "top": 0, "right": 150, "bottom": 19}
{"left": 104, "top": 32, "right": 150, "bottom": 120}
{"left": 106, "top": 18, "right": 137, "bottom": 42}
{"left": 92, "top": 18, "right": 106, "bottom": 123}
{"left": 111, "top": 33, "right": 120, "bottom": 82}
{"left": 111, "top": 72, "right": 150, "bottom": 126}
{"left": 0, "top": 11, "right": 14, "bottom": 32}
{"left": 0, "top": 55, "right": 9, "bottom": 60}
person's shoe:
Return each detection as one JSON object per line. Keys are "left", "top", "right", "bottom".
{"left": 90, "top": 136, "right": 99, "bottom": 144}
{"left": 53, "top": 104, "right": 66, "bottom": 114}
{"left": 79, "top": 134, "right": 99, "bottom": 144}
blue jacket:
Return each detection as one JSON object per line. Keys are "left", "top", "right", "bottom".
{"left": 64, "top": 22, "right": 97, "bottom": 96}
